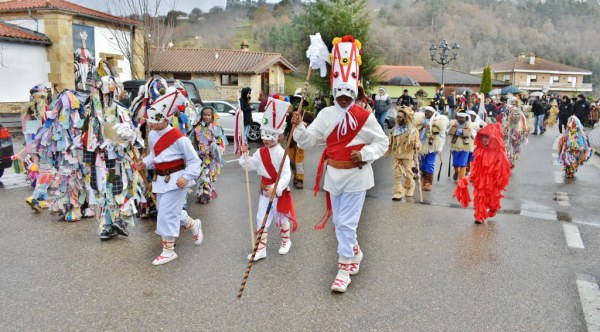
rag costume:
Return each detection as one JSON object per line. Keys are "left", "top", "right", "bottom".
{"left": 557, "top": 116, "right": 592, "bottom": 178}
{"left": 293, "top": 35, "right": 388, "bottom": 292}
{"left": 414, "top": 106, "right": 449, "bottom": 191}
{"left": 191, "top": 108, "right": 226, "bottom": 204}
{"left": 502, "top": 104, "right": 528, "bottom": 168}
{"left": 142, "top": 85, "right": 203, "bottom": 265}
{"left": 447, "top": 112, "right": 476, "bottom": 181}
{"left": 384, "top": 106, "right": 420, "bottom": 200}
{"left": 240, "top": 94, "right": 297, "bottom": 261}
{"left": 454, "top": 123, "right": 511, "bottom": 224}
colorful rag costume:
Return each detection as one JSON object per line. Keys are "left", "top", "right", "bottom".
{"left": 192, "top": 118, "right": 226, "bottom": 204}
{"left": 557, "top": 116, "right": 592, "bottom": 178}
{"left": 239, "top": 94, "right": 296, "bottom": 261}
{"left": 293, "top": 34, "right": 388, "bottom": 293}
{"left": 454, "top": 123, "right": 511, "bottom": 223}
{"left": 502, "top": 105, "right": 528, "bottom": 167}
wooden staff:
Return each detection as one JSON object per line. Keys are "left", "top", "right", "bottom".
{"left": 413, "top": 148, "right": 423, "bottom": 203}
{"left": 243, "top": 149, "right": 254, "bottom": 250}
{"left": 130, "top": 144, "right": 158, "bottom": 207}
{"left": 237, "top": 69, "right": 312, "bottom": 301}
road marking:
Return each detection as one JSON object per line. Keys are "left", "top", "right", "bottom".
{"left": 553, "top": 192, "right": 571, "bottom": 207}
{"left": 574, "top": 219, "right": 600, "bottom": 229}
{"left": 563, "top": 223, "right": 584, "bottom": 249}
{"left": 576, "top": 275, "right": 600, "bottom": 332}
{"left": 520, "top": 201, "right": 556, "bottom": 221}
{"left": 0, "top": 172, "right": 29, "bottom": 189}
{"left": 552, "top": 135, "right": 560, "bottom": 151}
{"left": 554, "top": 171, "right": 564, "bottom": 184}
{"left": 552, "top": 152, "right": 560, "bottom": 166}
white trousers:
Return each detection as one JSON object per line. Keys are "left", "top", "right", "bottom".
{"left": 256, "top": 195, "right": 289, "bottom": 230}
{"left": 156, "top": 189, "right": 189, "bottom": 237}
{"left": 330, "top": 191, "right": 366, "bottom": 259}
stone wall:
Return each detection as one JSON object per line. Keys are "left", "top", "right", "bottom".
{"left": 0, "top": 102, "right": 27, "bottom": 114}
{"left": 44, "top": 12, "right": 75, "bottom": 91}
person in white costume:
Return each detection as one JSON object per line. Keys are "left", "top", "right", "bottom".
{"left": 240, "top": 94, "right": 297, "bottom": 261}
{"left": 138, "top": 86, "right": 203, "bottom": 266}
{"left": 291, "top": 35, "right": 388, "bottom": 293}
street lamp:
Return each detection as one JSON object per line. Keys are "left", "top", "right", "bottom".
{"left": 429, "top": 40, "right": 459, "bottom": 97}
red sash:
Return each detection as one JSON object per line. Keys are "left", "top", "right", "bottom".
{"left": 259, "top": 147, "right": 298, "bottom": 232}
{"left": 154, "top": 128, "right": 184, "bottom": 156}
{"left": 313, "top": 104, "right": 370, "bottom": 230}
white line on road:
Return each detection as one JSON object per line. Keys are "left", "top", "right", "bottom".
{"left": 563, "top": 223, "right": 584, "bottom": 249}
{"left": 225, "top": 158, "right": 240, "bottom": 163}
{"left": 576, "top": 275, "right": 600, "bottom": 332}
{"left": 552, "top": 135, "right": 560, "bottom": 151}
{"left": 574, "top": 219, "right": 600, "bottom": 229}
{"left": 554, "top": 192, "right": 571, "bottom": 207}
{"left": 554, "top": 171, "right": 565, "bottom": 184}
{"left": 552, "top": 152, "right": 560, "bottom": 166}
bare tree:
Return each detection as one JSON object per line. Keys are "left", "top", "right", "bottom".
{"left": 105, "top": 0, "right": 177, "bottom": 79}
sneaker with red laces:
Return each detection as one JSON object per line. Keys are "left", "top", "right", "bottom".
{"left": 152, "top": 250, "right": 178, "bottom": 265}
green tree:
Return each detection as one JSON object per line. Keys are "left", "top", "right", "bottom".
{"left": 480, "top": 65, "right": 492, "bottom": 96}
{"left": 290, "top": 0, "right": 380, "bottom": 95}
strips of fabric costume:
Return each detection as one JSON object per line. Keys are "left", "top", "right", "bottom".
{"left": 557, "top": 116, "right": 592, "bottom": 178}
{"left": 191, "top": 123, "right": 226, "bottom": 200}
{"left": 32, "top": 89, "right": 87, "bottom": 221}
{"left": 502, "top": 106, "right": 528, "bottom": 165}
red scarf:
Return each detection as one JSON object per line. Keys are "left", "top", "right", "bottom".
{"left": 259, "top": 146, "right": 297, "bottom": 232}
{"left": 154, "top": 128, "right": 184, "bottom": 156}
{"left": 313, "top": 104, "right": 370, "bottom": 230}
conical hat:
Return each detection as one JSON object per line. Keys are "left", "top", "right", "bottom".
{"left": 261, "top": 94, "right": 290, "bottom": 134}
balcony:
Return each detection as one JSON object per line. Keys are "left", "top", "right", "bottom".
{"left": 518, "top": 81, "right": 593, "bottom": 91}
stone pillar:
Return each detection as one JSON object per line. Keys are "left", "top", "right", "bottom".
{"left": 131, "top": 26, "right": 146, "bottom": 80}
{"left": 44, "top": 13, "right": 75, "bottom": 91}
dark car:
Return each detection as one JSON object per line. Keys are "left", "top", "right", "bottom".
{"left": 0, "top": 123, "right": 14, "bottom": 179}
{"left": 123, "top": 79, "right": 204, "bottom": 108}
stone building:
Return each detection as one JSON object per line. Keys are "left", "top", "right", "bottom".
{"left": 150, "top": 47, "right": 296, "bottom": 101}
{"left": 0, "top": 0, "right": 144, "bottom": 114}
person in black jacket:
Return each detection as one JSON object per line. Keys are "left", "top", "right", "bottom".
{"left": 558, "top": 95, "right": 573, "bottom": 134}
{"left": 572, "top": 94, "right": 590, "bottom": 127}
{"left": 239, "top": 87, "right": 253, "bottom": 141}
{"left": 396, "top": 89, "right": 414, "bottom": 108}
{"left": 531, "top": 96, "right": 546, "bottom": 135}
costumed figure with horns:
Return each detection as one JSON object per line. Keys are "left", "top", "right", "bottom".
{"left": 447, "top": 112, "right": 477, "bottom": 181}
{"left": 82, "top": 61, "right": 144, "bottom": 240}
{"left": 502, "top": 98, "right": 528, "bottom": 168}
{"left": 454, "top": 123, "right": 511, "bottom": 224}
{"left": 291, "top": 35, "right": 388, "bottom": 293}
{"left": 383, "top": 106, "right": 420, "bottom": 201}
{"left": 557, "top": 116, "right": 592, "bottom": 178}
{"left": 239, "top": 94, "right": 297, "bottom": 261}
{"left": 414, "top": 106, "right": 449, "bottom": 191}
{"left": 137, "top": 83, "right": 203, "bottom": 266}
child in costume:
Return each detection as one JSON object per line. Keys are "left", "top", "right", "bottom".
{"left": 557, "top": 116, "right": 592, "bottom": 178}
{"left": 139, "top": 86, "right": 203, "bottom": 265}
{"left": 447, "top": 112, "right": 476, "bottom": 181}
{"left": 414, "top": 106, "right": 448, "bottom": 191}
{"left": 454, "top": 123, "right": 511, "bottom": 224}
{"left": 384, "top": 106, "right": 420, "bottom": 201}
{"left": 292, "top": 35, "right": 388, "bottom": 293}
{"left": 191, "top": 106, "right": 226, "bottom": 204}
{"left": 239, "top": 94, "right": 297, "bottom": 261}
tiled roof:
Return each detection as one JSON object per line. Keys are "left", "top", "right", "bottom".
{"left": 375, "top": 65, "right": 439, "bottom": 84}
{"left": 0, "top": 20, "right": 50, "bottom": 44}
{"left": 471, "top": 57, "right": 591, "bottom": 74}
{"left": 151, "top": 48, "right": 296, "bottom": 74}
{"left": 427, "top": 68, "right": 508, "bottom": 86}
{"left": 0, "top": 0, "right": 139, "bottom": 25}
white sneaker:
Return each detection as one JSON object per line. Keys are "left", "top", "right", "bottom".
{"left": 152, "top": 250, "right": 178, "bottom": 265}
{"left": 248, "top": 249, "right": 266, "bottom": 261}
{"left": 331, "top": 268, "right": 351, "bottom": 293}
{"left": 191, "top": 219, "right": 203, "bottom": 245}
{"left": 278, "top": 239, "right": 292, "bottom": 255}
{"left": 350, "top": 246, "right": 363, "bottom": 276}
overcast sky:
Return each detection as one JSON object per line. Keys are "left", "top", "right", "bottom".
{"left": 68, "top": 0, "right": 281, "bottom": 14}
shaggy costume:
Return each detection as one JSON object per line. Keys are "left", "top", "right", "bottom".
{"left": 454, "top": 123, "right": 511, "bottom": 224}
{"left": 557, "top": 116, "right": 592, "bottom": 178}
{"left": 447, "top": 113, "right": 477, "bottom": 181}
{"left": 414, "top": 106, "right": 449, "bottom": 191}
{"left": 384, "top": 106, "right": 420, "bottom": 200}
{"left": 502, "top": 105, "right": 528, "bottom": 167}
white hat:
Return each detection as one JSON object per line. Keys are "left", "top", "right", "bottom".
{"left": 456, "top": 112, "right": 468, "bottom": 118}
{"left": 146, "top": 87, "right": 187, "bottom": 124}
{"left": 466, "top": 110, "right": 477, "bottom": 117}
{"left": 330, "top": 35, "right": 362, "bottom": 99}
{"left": 261, "top": 94, "right": 290, "bottom": 140}
{"left": 423, "top": 106, "right": 436, "bottom": 113}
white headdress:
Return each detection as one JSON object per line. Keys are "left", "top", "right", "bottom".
{"left": 146, "top": 87, "right": 187, "bottom": 124}
{"left": 330, "top": 35, "right": 362, "bottom": 99}
{"left": 261, "top": 94, "right": 290, "bottom": 141}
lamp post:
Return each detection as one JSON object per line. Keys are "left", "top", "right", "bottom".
{"left": 429, "top": 40, "right": 460, "bottom": 97}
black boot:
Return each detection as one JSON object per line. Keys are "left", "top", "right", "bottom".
{"left": 100, "top": 224, "right": 118, "bottom": 241}
{"left": 111, "top": 219, "right": 129, "bottom": 237}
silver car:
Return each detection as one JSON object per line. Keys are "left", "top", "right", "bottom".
{"left": 202, "top": 101, "right": 263, "bottom": 141}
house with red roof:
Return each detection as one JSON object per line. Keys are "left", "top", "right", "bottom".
{"left": 0, "top": 0, "right": 144, "bottom": 114}
{"left": 470, "top": 53, "right": 593, "bottom": 94}
{"left": 373, "top": 65, "right": 439, "bottom": 99}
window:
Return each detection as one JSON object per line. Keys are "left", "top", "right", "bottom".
{"left": 567, "top": 76, "right": 576, "bottom": 83}
{"left": 550, "top": 75, "right": 559, "bottom": 83}
{"left": 221, "top": 74, "right": 238, "bottom": 86}
{"left": 528, "top": 74, "right": 537, "bottom": 83}
{"left": 174, "top": 73, "right": 191, "bottom": 80}
{"left": 502, "top": 74, "right": 510, "bottom": 82}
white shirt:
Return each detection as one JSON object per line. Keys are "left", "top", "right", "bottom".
{"left": 240, "top": 144, "right": 291, "bottom": 197}
{"left": 293, "top": 105, "right": 389, "bottom": 195}
{"left": 143, "top": 126, "right": 201, "bottom": 194}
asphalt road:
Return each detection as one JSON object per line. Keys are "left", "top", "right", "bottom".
{"left": 0, "top": 125, "right": 599, "bottom": 331}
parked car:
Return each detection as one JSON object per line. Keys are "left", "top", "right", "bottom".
{"left": 385, "top": 107, "right": 397, "bottom": 130}
{"left": 203, "top": 101, "right": 263, "bottom": 141}
{"left": 0, "top": 123, "right": 14, "bottom": 179}
{"left": 123, "top": 79, "right": 204, "bottom": 108}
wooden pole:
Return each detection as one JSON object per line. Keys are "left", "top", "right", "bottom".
{"left": 237, "top": 69, "right": 312, "bottom": 301}
{"left": 130, "top": 144, "right": 158, "bottom": 208}
{"left": 243, "top": 150, "right": 254, "bottom": 250}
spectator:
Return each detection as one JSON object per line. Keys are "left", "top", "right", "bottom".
{"left": 374, "top": 87, "right": 392, "bottom": 129}
{"left": 257, "top": 90, "right": 267, "bottom": 113}
{"left": 312, "top": 91, "right": 327, "bottom": 115}
{"left": 573, "top": 94, "right": 590, "bottom": 127}
{"left": 558, "top": 95, "right": 573, "bottom": 134}
{"left": 531, "top": 96, "right": 545, "bottom": 135}
{"left": 447, "top": 90, "right": 456, "bottom": 119}
{"left": 396, "top": 89, "right": 414, "bottom": 108}
{"left": 239, "top": 87, "right": 253, "bottom": 141}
